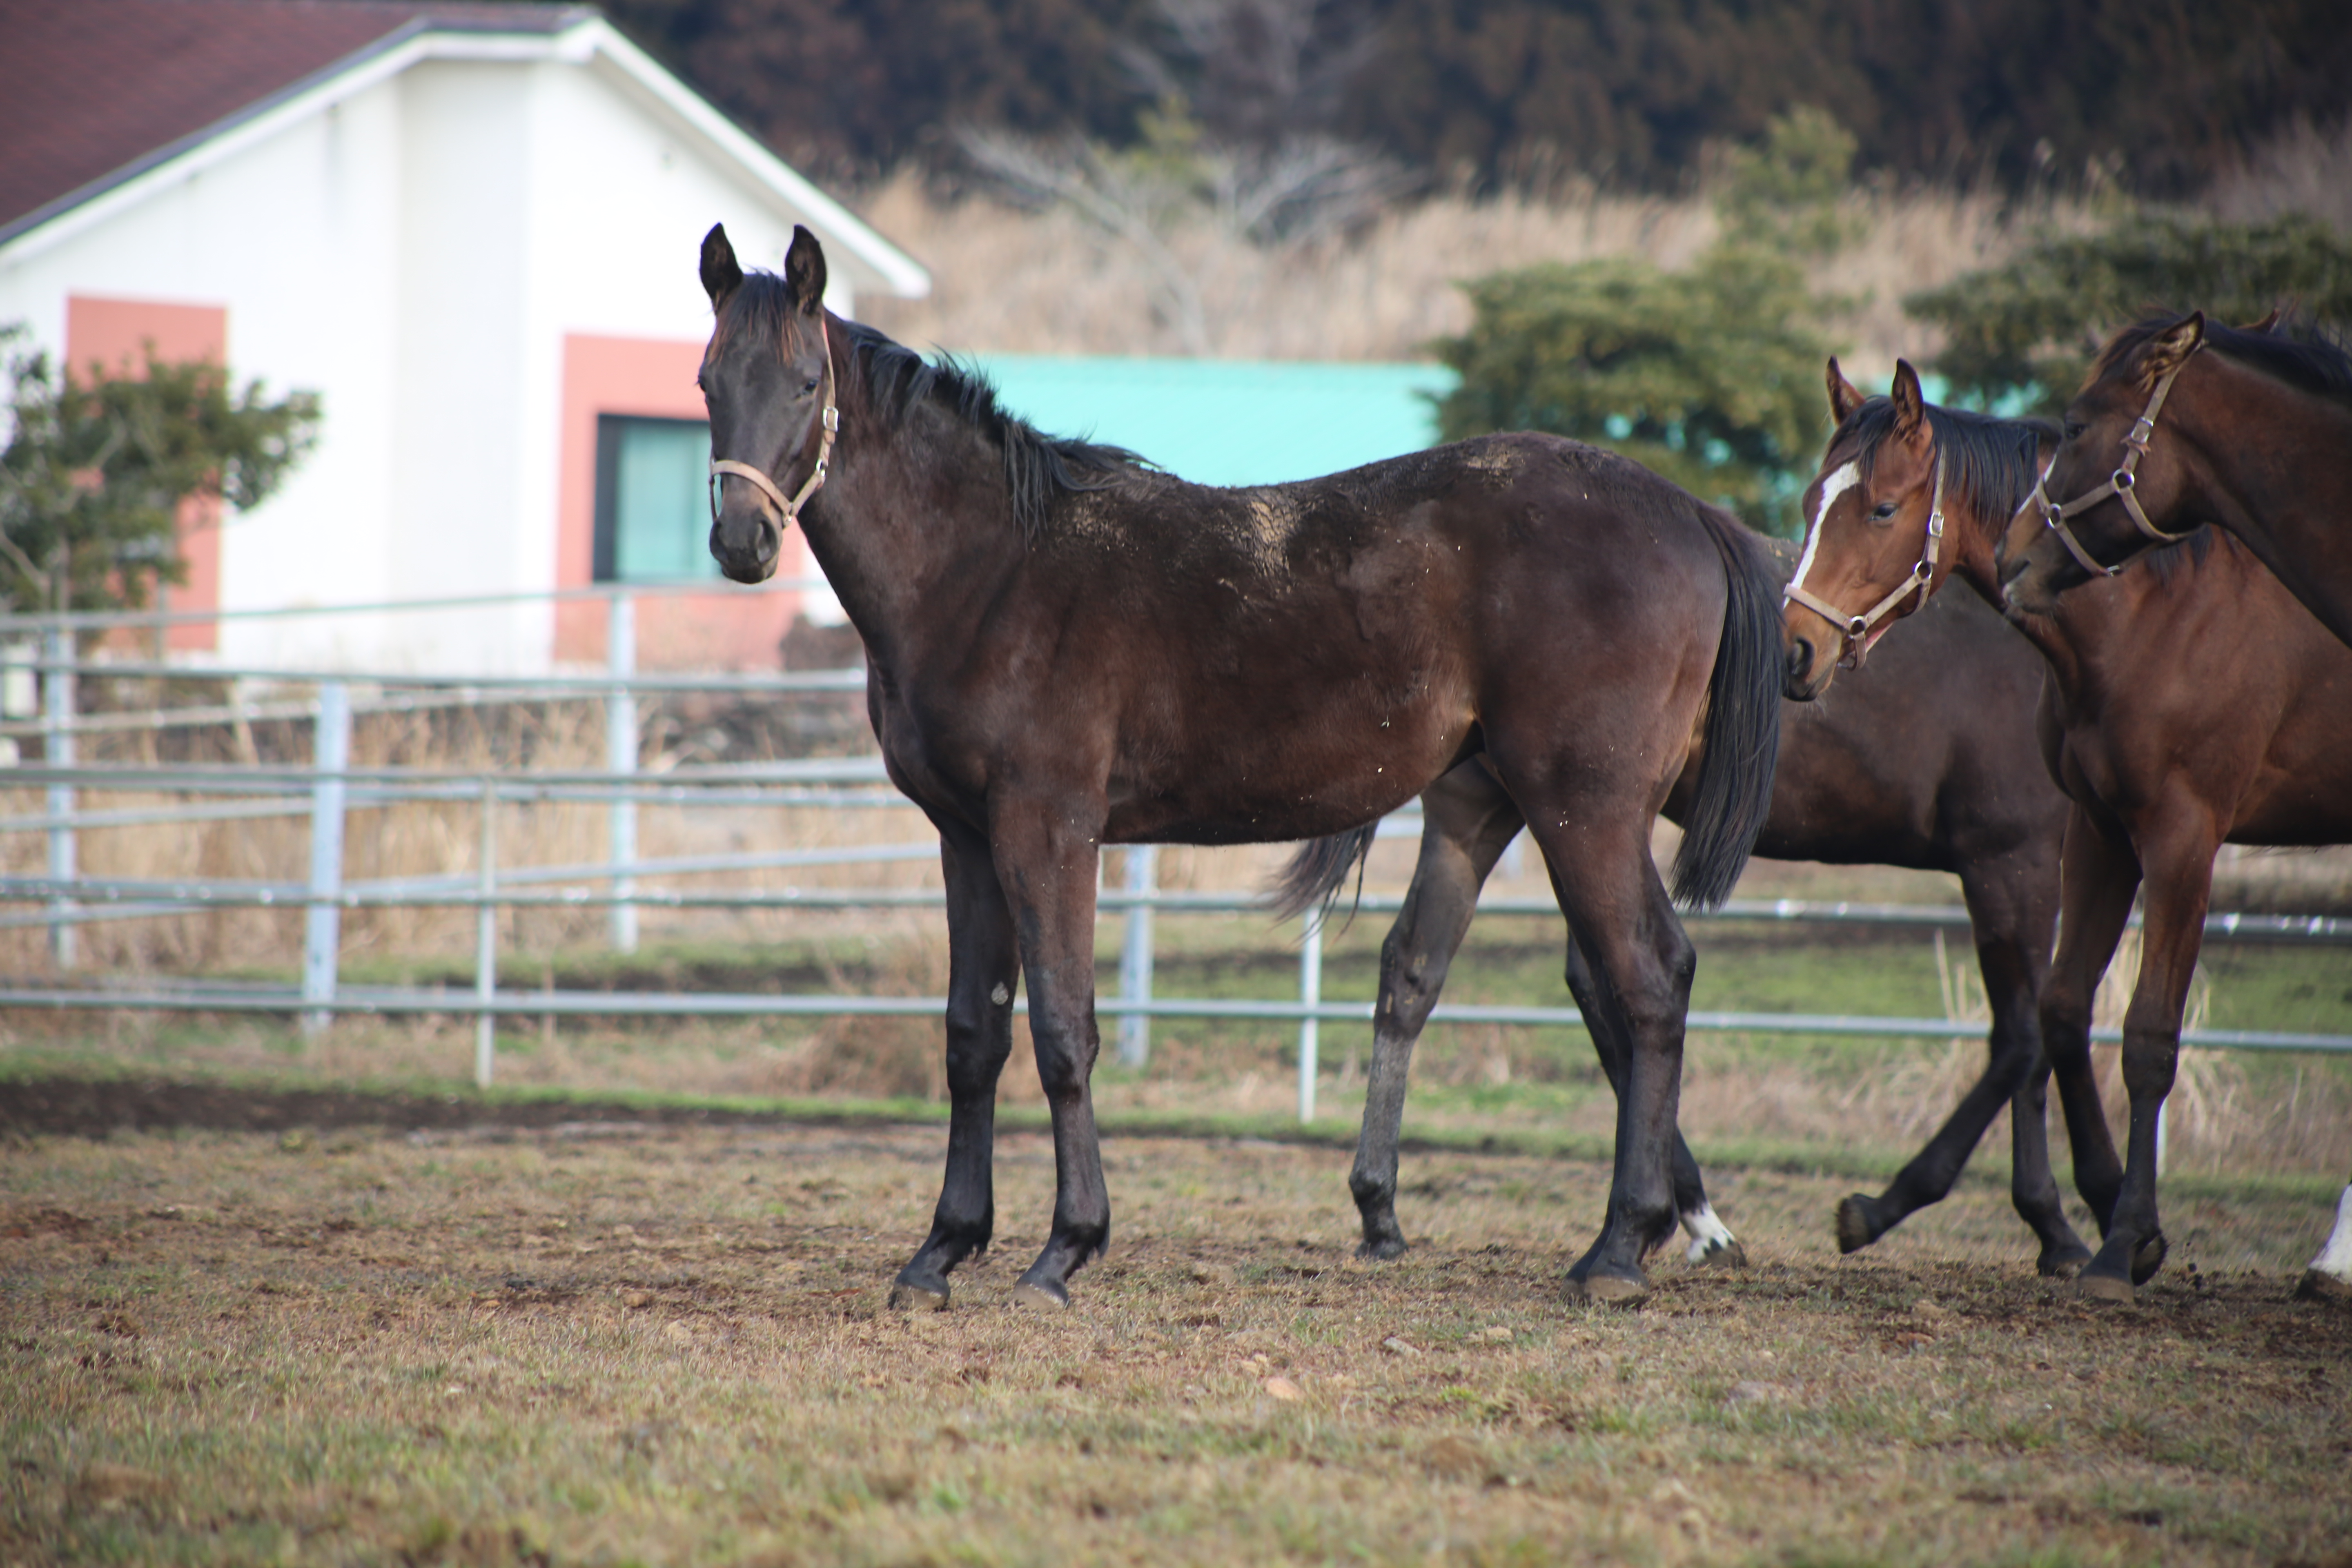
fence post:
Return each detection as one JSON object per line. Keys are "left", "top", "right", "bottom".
{"left": 301, "top": 681, "right": 351, "bottom": 1034}
{"left": 608, "top": 592, "right": 639, "bottom": 954}
{"left": 1298, "top": 912, "right": 1322, "bottom": 1123}
{"left": 1117, "top": 844, "right": 1157, "bottom": 1068}
{"left": 42, "top": 624, "right": 75, "bottom": 970}
{"left": 476, "top": 776, "right": 499, "bottom": 1088}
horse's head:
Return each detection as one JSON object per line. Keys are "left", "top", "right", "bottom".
{"left": 1780, "top": 359, "right": 1956, "bottom": 699}
{"left": 1998, "top": 311, "right": 2208, "bottom": 617}
{"left": 699, "top": 223, "right": 836, "bottom": 584}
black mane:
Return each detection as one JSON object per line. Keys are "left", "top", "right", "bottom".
{"left": 1834, "top": 397, "right": 2056, "bottom": 524}
{"left": 721, "top": 270, "right": 1146, "bottom": 543}
{"left": 2096, "top": 312, "right": 2352, "bottom": 409}
{"left": 842, "top": 320, "right": 1147, "bottom": 544}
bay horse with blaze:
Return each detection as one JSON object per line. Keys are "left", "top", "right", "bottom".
{"left": 1783, "top": 357, "right": 2352, "bottom": 1303}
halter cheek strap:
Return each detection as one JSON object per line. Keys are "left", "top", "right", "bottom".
{"left": 2015, "top": 344, "right": 2199, "bottom": 576}
{"left": 709, "top": 318, "right": 838, "bottom": 543}
{"left": 1784, "top": 452, "right": 1946, "bottom": 668}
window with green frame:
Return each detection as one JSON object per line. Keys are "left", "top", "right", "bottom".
{"left": 593, "top": 414, "right": 722, "bottom": 582}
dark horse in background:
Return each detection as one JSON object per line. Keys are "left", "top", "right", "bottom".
{"left": 2004, "top": 312, "right": 2352, "bottom": 650}
{"left": 1783, "top": 358, "right": 2352, "bottom": 1302}
{"left": 699, "top": 225, "right": 1783, "bottom": 1307}
{"left": 1279, "top": 553, "right": 2082, "bottom": 1273}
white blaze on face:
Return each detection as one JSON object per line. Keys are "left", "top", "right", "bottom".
{"left": 1787, "top": 460, "right": 1862, "bottom": 604}
{"left": 2312, "top": 1183, "right": 2352, "bottom": 1283}
{"left": 1680, "top": 1201, "right": 1739, "bottom": 1264}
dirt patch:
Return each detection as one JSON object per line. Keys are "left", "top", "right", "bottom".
{"left": 0, "top": 1074, "right": 862, "bottom": 1143}
{"left": 2, "top": 1097, "right": 2347, "bottom": 1566}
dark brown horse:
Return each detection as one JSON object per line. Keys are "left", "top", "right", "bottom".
{"left": 1283, "top": 552, "right": 2083, "bottom": 1274}
{"left": 2003, "top": 312, "right": 2352, "bottom": 648}
{"left": 1783, "top": 359, "right": 2352, "bottom": 1301}
{"left": 699, "top": 225, "right": 1783, "bottom": 1307}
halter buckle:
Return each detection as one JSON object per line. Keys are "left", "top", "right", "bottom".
{"left": 2110, "top": 467, "right": 2135, "bottom": 493}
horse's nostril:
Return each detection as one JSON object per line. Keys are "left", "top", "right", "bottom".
{"left": 1787, "top": 639, "right": 1813, "bottom": 678}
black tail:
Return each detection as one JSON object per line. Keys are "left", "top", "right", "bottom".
{"left": 1266, "top": 822, "right": 1378, "bottom": 923}
{"left": 1670, "top": 511, "right": 1783, "bottom": 909}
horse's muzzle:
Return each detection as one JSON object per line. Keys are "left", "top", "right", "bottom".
{"left": 709, "top": 511, "right": 782, "bottom": 584}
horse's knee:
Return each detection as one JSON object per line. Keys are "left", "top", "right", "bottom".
{"left": 1029, "top": 1022, "right": 1098, "bottom": 1101}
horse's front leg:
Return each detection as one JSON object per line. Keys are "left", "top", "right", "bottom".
{"left": 2040, "top": 802, "right": 2138, "bottom": 1229}
{"left": 890, "top": 820, "right": 1020, "bottom": 1310}
{"left": 991, "top": 795, "right": 1112, "bottom": 1308}
{"left": 2077, "top": 800, "right": 2220, "bottom": 1302}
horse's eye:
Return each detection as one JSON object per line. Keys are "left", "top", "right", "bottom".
{"left": 802, "top": 377, "right": 820, "bottom": 396}
{"left": 2063, "top": 421, "right": 2086, "bottom": 442}
{"left": 1871, "top": 501, "right": 1899, "bottom": 521}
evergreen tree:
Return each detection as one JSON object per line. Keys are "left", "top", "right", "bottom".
{"left": 1431, "top": 110, "right": 1849, "bottom": 534}
{"left": 1907, "top": 214, "right": 2352, "bottom": 414}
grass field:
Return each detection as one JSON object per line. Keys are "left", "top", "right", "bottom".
{"left": 3, "top": 1106, "right": 2348, "bottom": 1568}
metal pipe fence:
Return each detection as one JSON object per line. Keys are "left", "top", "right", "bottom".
{"left": 3, "top": 586, "right": 2350, "bottom": 1128}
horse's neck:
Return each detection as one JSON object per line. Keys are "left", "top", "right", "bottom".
{"left": 2184, "top": 370, "right": 2352, "bottom": 555}
{"left": 795, "top": 383, "right": 1012, "bottom": 670}
{"left": 1946, "top": 502, "right": 2011, "bottom": 616}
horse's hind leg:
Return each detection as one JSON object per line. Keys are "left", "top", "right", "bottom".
{"left": 1352, "top": 766, "right": 1524, "bottom": 1259}
{"left": 891, "top": 820, "right": 1021, "bottom": 1310}
{"left": 1563, "top": 933, "right": 1737, "bottom": 1266}
{"left": 1834, "top": 858, "right": 2089, "bottom": 1275}
{"left": 1514, "top": 806, "right": 1695, "bottom": 1303}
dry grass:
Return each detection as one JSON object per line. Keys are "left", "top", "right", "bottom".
{"left": 855, "top": 169, "right": 2080, "bottom": 379}
{"left": 2, "top": 1116, "right": 2346, "bottom": 1567}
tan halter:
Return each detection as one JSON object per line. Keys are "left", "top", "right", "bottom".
{"left": 2015, "top": 343, "right": 2199, "bottom": 577}
{"left": 1785, "top": 452, "right": 1946, "bottom": 668}
{"left": 709, "top": 318, "right": 838, "bottom": 546}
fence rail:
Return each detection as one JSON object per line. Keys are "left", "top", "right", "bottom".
{"left": 4, "top": 585, "right": 2350, "bottom": 1124}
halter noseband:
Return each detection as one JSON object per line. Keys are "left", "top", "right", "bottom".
{"left": 709, "top": 318, "right": 839, "bottom": 549}
{"left": 2014, "top": 342, "right": 2199, "bottom": 577}
{"left": 1785, "top": 451, "right": 1947, "bottom": 668}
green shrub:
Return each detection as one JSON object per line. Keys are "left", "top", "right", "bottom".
{"left": 1431, "top": 109, "right": 1850, "bottom": 535}
{"left": 1906, "top": 213, "right": 2352, "bottom": 414}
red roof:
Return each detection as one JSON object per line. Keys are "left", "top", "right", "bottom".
{"left": 0, "top": 0, "right": 591, "bottom": 238}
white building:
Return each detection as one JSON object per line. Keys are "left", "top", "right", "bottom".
{"left": 0, "top": 0, "right": 928, "bottom": 672}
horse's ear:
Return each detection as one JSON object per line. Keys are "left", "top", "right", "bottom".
{"left": 700, "top": 224, "right": 742, "bottom": 309}
{"left": 1825, "top": 356, "right": 1866, "bottom": 425}
{"left": 2238, "top": 305, "right": 2283, "bottom": 334}
{"left": 784, "top": 225, "right": 827, "bottom": 316}
{"left": 2143, "top": 311, "right": 2205, "bottom": 383}
{"left": 1890, "top": 360, "right": 1927, "bottom": 446}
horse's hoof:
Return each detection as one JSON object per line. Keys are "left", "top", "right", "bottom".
{"left": 2037, "top": 1245, "right": 2092, "bottom": 1281}
{"left": 1566, "top": 1272, "right": 1648, "bottom": 1306}
{"left": 1010, "top": 1278, "right": 1069, "bottom": 1310}
{"left": 1356, "top": 1235, "right": 1409, "bottom": 1263}
{"left": 2076, "top": 1270, "right": 2135, "bottom": 1304}
{"left": 1834, "top": 1196, "right": 1878, "bottom": 1255}
{"left": 1688, "top": 1236, "right": 1747, "bottom": 1270}
{"left": 2129, "top": 1232, "right": 2168, "bottom": 1286}
{"left": 2294, "top": 1269, "right": 2352, "bottom": 1304}
{"left": 888, "top": 1275, "right": 951, "bottom": 1312}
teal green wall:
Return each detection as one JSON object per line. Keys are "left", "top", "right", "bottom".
{"left": 971, "top": 356, "right": 1457, "bottom": 488}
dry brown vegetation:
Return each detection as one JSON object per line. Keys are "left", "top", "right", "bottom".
{"left": 2, "top": 1114, "right": 2346, "bottom": 1566}
{"left": 854, "top": 170, "right": 2083, "bottom": 380}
